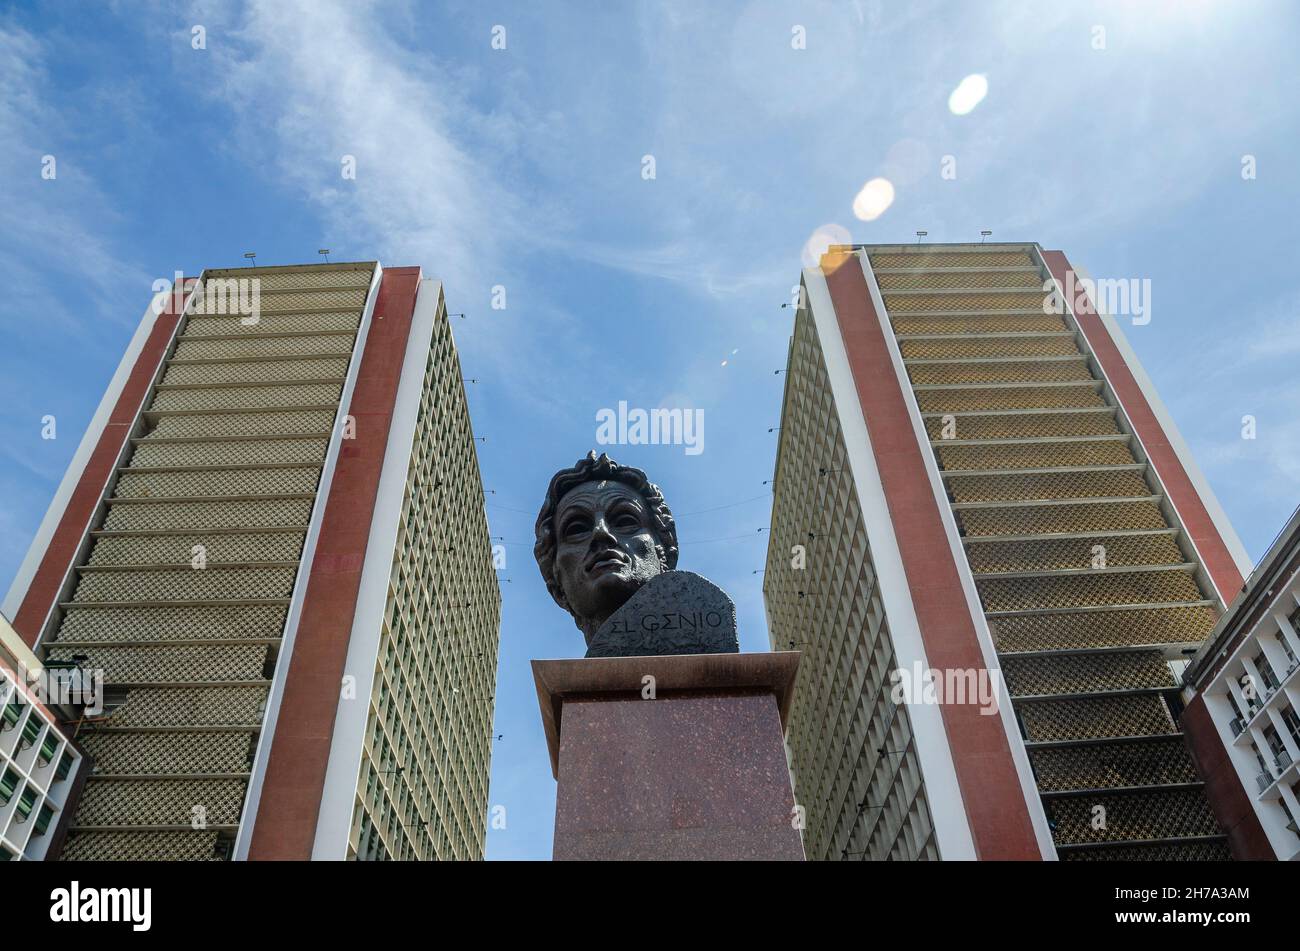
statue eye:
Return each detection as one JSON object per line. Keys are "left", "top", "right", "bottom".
{"left": 561, "top": 517, "right": 590, "bottom": 539}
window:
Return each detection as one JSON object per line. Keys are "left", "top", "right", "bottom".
{"left": 54, "top": 750, "right": 74, "bottom": 783}
{"left": 1263, "top": 724, "right": 1287, "bottom": 760}
{"left": 19, "top": 715, "right": 41, "bottom": 750}
{"left": 2, "top": 699, "right": 21, "bottom": 731}
{"left": 1278, "top": 631, "right": 1299, "bottom": 669}
{"left": 34, "top": 803, "right": 54, "bottom": 836}
{"left": 0, "top": 767, "right": 18, "bottom": 804}
{"left": 1282, "top": 705, "right": 1300, "bottom": 750}
{"left": 37, "top": 733, "right": 59, "bottom": 767}
{"left": 16, "top": 786, "right": 36, "bottom": 822}
{"left": 1254, "top": 651, "right": 1280, "bottom": 691}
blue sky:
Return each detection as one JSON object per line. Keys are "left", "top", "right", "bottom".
{"left": 2, "top": 1, "right": 1299, "bottom": 860}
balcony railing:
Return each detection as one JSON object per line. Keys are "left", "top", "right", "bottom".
{"left": 1230, "top": 717, "right": 1246, "bottom": 737}
{"left": 1276, "top": 750, "right": 1294, "bottom": 772}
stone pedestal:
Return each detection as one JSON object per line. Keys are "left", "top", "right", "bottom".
{"left": 532, "top": 651, "right": 805, "bottom": 861}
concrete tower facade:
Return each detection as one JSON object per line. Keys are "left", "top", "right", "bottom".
{"left": 4, "top": 262, "right": 500, "bottom": 860}
{"left": 765, "top": 242, "right": 1261, "bottom": 860}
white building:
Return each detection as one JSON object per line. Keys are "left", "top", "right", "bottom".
{"left": 1184, "top": 505, "right": 1300, "bottom": 860}
{"left": 0, "top": 614, "right": 86, "bottom": 860}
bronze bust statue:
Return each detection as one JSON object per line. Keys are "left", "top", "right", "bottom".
{"left": 534, "top": 451, "right": 738, "bottom": 658}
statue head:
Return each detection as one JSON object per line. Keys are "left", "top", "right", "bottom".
{"left": 534, "top": 451, "right": 678, "bottom": 645}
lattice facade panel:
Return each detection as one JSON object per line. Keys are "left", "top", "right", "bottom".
{"left": 183, "top": 311, "right": 360, "bottom": 338}
{"left": 946, "top": 468, "right": 1148, "bottom": 503}
{"left": 80, "top": 730, "right": 254, "bottom": 777}
{"left": 966, "top": 532, "right": 1184, "bottom": 574}
{"left": 252, "top": 288, "right": 367, "bottom": 313}
{"left": 59, "top": 830, "right": 225, "bottom": 861}
{"left": 1060, "top": 839, "right": 1231, "bottom": 861}
{"left": 127, "top": 437, "right": 328, "bottom": 469}
{"left": 101, "top": 498, "right": 314, "bottom": 532}
{"left": 885, "top": 291, "right": 1049, "bottom": 314}
{"left": 45, "top": 643, "right": 272, "bottom": 685}
{"left": 926, "top": 411, "right": 1118, "bottom": 441}
{"left": 915, "top": 383, "right": 1104, "bottom": 413}
{"left": 147, "top": 410, "right": 335, "bottom": 439}
{"left": 89, "top": 686, "right": 269, "bottom": 729}
{"left": 114, "top": 466, "right": 321, "bottom": 500}
{"left": 72, "top": 777, "right": 247, "bottom": 827}
{"left": 870, "top": 251, "right": 1035, "bottom": 269}
{"left": 57, "top": 604, "right": 288, "bottom": 643}
{"left": 150, "top": 382, "right": 343, "bottom": 412}
{"left": 1019, "top": 694, "right": 1175, "bottom": 742}
{"left": 1002, "top": 650, "right": 1175, "bottom": 698}
{"left": 990, "top": 605, "right": 1219, "bottom": 653}
{"left": 172, "top": 333, "right": 355, "bottom": 362}
{"left": 87, "top": 531, "right": 305, "bottom": 567}
{"left": 902, "top": 336, "right": 1079, "bottom": 360}
{"left": 893, "top": 314, "right": 1070, "bottom": 335}
{"left": 977, "top": 568, "right": 1203, "bottom": 612}
{"left": 877, "top": 269, "right": 1044, "bottom": 290}
{"left": 202, "top": 266, "right": 373, "bottom": 292}
{"left": 72, "top": 565, "right": 296, "bottom": 603}
{"left": 908, "top": 359, "right": 1093, "bottom": 385}
{"left": 957, "top": 499, "right": 1166, "bottom": 537}
{"left": 161, "top": 356, "right": 350, "bottom": 386}
{"left": 1045, "top": 788, "right": 1220, "bottom": 845}
{"left": 1029, "top": 737, "right": 1200, "bottom": 792}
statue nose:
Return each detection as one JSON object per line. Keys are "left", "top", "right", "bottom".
{"left": 590, "top": 517, "right": 618, "bottom": 543}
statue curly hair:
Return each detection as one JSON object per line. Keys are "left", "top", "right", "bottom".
{"left": 533, "top": 451, "right": 678, "bottom": 614}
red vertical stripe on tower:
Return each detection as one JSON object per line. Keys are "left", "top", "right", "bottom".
{"left": 247, "top": 267, "right": 419, "bottom": 860}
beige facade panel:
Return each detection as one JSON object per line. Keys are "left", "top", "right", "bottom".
{"left": 990, "top": 604, "right": 1218, "bottom": 653}
{"left": 966, "top": 532, "right": 1185, "bottom": 574}
{"left": 58, "top": 604, "right": 288, "bottom": 642}
{"left": 160, "top": 356, "right": 350, "bottom": 386}
{"left": 127, "top": 437, "right": 328, "bottom": 469}
{"left": 150, "top": 382, "right": 344, "bottom": 412}
{"left": 86, "top": 530, "right": 305, "bottom": 567}
{"left": 183, "top": 311, "right": 361, "bottom": 338}
{"left": 871, "top": 250, "right": 1034, "bottom": 269}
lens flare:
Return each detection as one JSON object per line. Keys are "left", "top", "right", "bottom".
{"left": 948, "top": 74, "right": 988, "bottom": 115}
{"left": 852, "top": 178, "right": 896, "bottom": 221}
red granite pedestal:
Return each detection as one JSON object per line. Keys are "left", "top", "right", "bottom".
{"left": 532, "top": 651, "right": 805, "bottom": 861}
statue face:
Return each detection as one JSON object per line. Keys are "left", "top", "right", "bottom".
{"left": 551, "top": 479, "right": 665, "bottom": 636}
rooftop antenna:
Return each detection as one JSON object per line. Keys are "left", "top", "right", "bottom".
{"left": 980, "top": 230, "right": 992, "bottom": 244}
{"left": 915, "top": 231, "right": 927, "bottom": 244}
{"left": 318, "top": 248, "right": 331, "bottom": 264}
{"left": 243, "top": 252, "right": 256, "bottom": 267}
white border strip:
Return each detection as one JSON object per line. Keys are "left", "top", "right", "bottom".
{"left": 804, "top": 265, "right": 977, "bottom": 860}
{"left": 856, "top": 252, "right": 1058, "bottom": 860}
{"left": 3, "top": 282, "right": 195, "bottom": 620}
{"left": 311, "top": 275, "right": 439, "bottom": 859}
{"left": 235, "top": 263, "right": 385, "bottom": 860}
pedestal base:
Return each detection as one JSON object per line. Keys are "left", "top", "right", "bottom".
{"left": 532, "top": 651, "right": 804, "bottom": 861}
